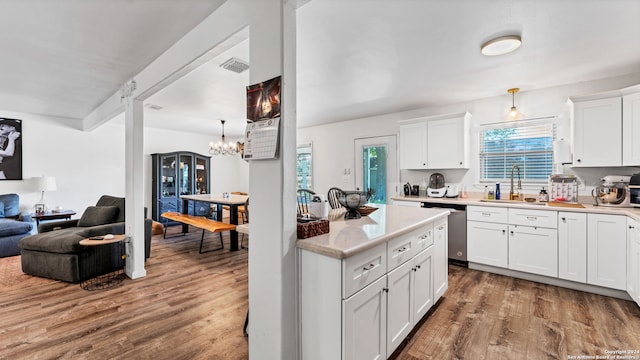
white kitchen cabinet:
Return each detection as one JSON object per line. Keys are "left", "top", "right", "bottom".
{"left": 587, "top": 214, "right": 627, "bottom": 290}
{"left": 386, "top": 259, "right": 414, "bottom": 355}
{"left": 623, "top": 91, "right": 640, "bottom": 166}
{"left": 399, "top": 122, "right": 427, "bottom": 169}
{"left": 571, "top": 96, "right": 622, "bottom": 167}
{"left": 433, "top": 218, "right": 448, "bottom": 301}
{"left": 398, "top": 112, "right": 470, "bottom": 170}
{"left": 467, "top": 220, "right": 508, "bottom": 268}
{"left": 412, "top": 247, "right": 434, "bottom": 321}
{"left": 558, "top": 212, "right": 587, "bottom": 283}
{"left": 343, "top": 275, "right": 387, "bottom": 360}
{"left": 508, "top": 225, "right": 558, "bottom": 277}
{"left": 426, "top": 115, "right": 470, "bottom": 169}
{"left": 627, "top": 218, "right": 640, "bottom": 307}
{"left": 392, "top": 199, "right": 421, "bottom": 207}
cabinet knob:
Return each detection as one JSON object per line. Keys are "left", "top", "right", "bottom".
{"left": 510, "top": 230, "right": 514, "bottom": 236}
{"left": 459, "top": 161, "right": 463, "bottom": 165}
{"left": 502, "top": 229, "right": 506, "bottom": 235}
{"left": 562, "top": 217, "right": 566, "bottom": 222}
{"left": 423, "top": 163, "right": 426, "bottom": 166}
{"left": 383, "top": 288, "right": 389, "bottom": 293}
{"left": 363, "top": 264, "right": 375, "bottom": 271}
{"left": 416, "top": 265, "right": 421, "bottom": 269}
{"left": 577, "top": 159, "right": 582, "bottom": 163}
{"left": 630, "top": 225, "right": 635, "bottom": 229}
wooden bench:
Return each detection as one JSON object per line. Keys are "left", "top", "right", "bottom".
{"left": 161, "top": 212, "right": 236, "bottom": 253}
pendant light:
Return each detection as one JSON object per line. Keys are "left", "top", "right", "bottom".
{"left": 209, "top": 120, "right": 238, "bottom": 156}
{"left": 508, "top": 88, "right": 520, "bottom": 119}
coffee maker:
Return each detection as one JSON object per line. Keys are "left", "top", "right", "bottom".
{"left": 592, "top": 175, "right": 631, "bottom": 207}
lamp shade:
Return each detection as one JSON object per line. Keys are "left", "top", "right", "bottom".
{"left": 39, "top": 176, "right": 57, "bottom": 192}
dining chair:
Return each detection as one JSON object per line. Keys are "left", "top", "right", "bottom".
{"left": 296, "top": 189, "right": 316, "bottom": 215}
{"left": 240, "top": 198, "right": 249, "bottom": 249}
{"left": 327, "top": 187, "right": 345, "bottom": 209}
{"left": 222, "top": 191, "right": 248, "bottom": 222}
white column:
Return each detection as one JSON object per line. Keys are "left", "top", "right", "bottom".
{"left": 248, "top": 0, "right": 297, "bottom": 358}
{"left": 123, "top": 89, "right": 146, "bottom": 279}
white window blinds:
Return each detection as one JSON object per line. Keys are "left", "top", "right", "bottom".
{"left": 479, "top": 122, "right": 556, "bottom": 183}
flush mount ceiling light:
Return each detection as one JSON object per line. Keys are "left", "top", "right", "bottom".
{"left": 209, "top": 120, "right": 239, "bottom": 156}
{"left": 481, "top": 35, "right": 522, "bottom": 56}
{"left": 508, "top": 87, "right": 520, "bottom": 118}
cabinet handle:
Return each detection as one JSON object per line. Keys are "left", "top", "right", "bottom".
{"left": 562, "top": 217, "right": 566, "bottom": 223}
{"left": 577, "top": 159, "right": 582, "bottom": 163}
{"left": 363, "top": 264, "right": 375, "bottom": 271}
{"left": 510, "top": 230, "right": 514, "bottom": 236}
{"left": 459, "top": 161, "right": 463, "bottom": 165}
{"left": 412, "top": 267, "right": 417, "bottom": 272}
{"left": 526, "top": 216, "right": 538, "bottom": 221}
{"left": 397, "top": 247, "right": 408, "bottom": 253}
{"left": 423, "top": 163, "right": 426, "bottom": 166}
{"left": 383, "top": 288, "right": 389, "bottom": 293}
{"left": 437, "top": 226, "right": 445, "bottom": 230}
{"left": 416, "top": 265, "right": 421, "bottom": 269}
{"left": 482, "top": 212, "right": 491, "bottom": 217}
{"left": 502, "top": 229, "right": 506, "bottom": 235}
{"left": 630, "top": 225, "right": 635, "bottom": 229}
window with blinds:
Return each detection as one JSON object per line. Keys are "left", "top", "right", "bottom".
{"left": 296, "top": 143, "right": 313, "bottom": 190}
{"left": 479, "top": 122, "right": 556, "bottom": 183}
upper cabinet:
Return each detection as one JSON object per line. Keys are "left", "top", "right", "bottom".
{"left": 398, "top": 112, "right": 470, "bottom": 170}
{"left": 570, "top": 84, "right": 640, "bottom": 167}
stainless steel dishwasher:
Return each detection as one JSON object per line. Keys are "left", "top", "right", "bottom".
{"left": 421, "top": 202, "right": 467, "bottom": 267}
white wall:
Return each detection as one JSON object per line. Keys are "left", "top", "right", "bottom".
{"left": 297, "top": 73, "right": 640, "bottom": 199}
{"left": 0, "top": 110, "right": 249, "bottom": 217}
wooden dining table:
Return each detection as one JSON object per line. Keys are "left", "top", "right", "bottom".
{"left": 181, "top": 193, "right": 249, "bottom": 251}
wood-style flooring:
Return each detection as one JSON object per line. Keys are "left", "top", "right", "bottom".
{"left": 1, "top": 227, "right": 639, "bottom": 359}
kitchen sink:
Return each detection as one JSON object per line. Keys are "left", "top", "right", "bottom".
{"left": 479, "top": 199, "right": 547, "bottom": 206}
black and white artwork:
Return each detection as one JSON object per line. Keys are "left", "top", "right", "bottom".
{"left": 0, "top": 118, "right": 22, "bottom": 180}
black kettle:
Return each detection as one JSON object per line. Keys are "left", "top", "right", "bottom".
{"left": 403, "top": 182, "right": 411, "bottom": 196}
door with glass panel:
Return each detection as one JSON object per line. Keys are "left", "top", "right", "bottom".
{"left": 355, "top": 136, "right": 398, "bottom": 204}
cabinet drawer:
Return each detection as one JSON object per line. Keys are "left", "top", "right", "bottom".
{"left": 388, "top": 230, "right": 416, "bottom": 271}
{"left": 509, "top": 208, "right": 557, "bottom": 228}
{"left": 467, "top": 206, "right": 508, "bottom": 223}
{"left": 343, "top": 243, "right": 387, "bottom": 298}
{"left": 414, "top": 223, "right": 434, "bottom": 253}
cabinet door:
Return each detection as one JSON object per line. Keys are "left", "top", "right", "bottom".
{"left": 573, "top": 97, "right": 622, "bottom": 167}
{"left": 343, "top": 276, "right": 387, "bottom": 360}
{"left": 467, "top": 220, "right": 508, "bottom": 268}
{"left": 627, "top": 219, "right": 640, "bottom": 307}
{"left": 433, "top": 218, "right": 448, "bottom": 301}
{"left": 195, "top": 156, "right": 210, "bottom": 194}
{"left": 178, "top": 153, "right": 194, "bottom": 196}
{"left": 508, "top": 225, "right": 558, "bottom": 277}
{"left": 623, "top": 92, "right": 640, "bottom": 166}
{"left": 412, "top": 246, "right": 434, "bottom": 322}
{"left": 587, "top": 214, "right": 627, "bottom": 290}
{"left": 387, "top": 260, "right": 414, "bottom": 355}
{"left": 427, "top": 116, "right": 467, "bottom": 169}
{"left": 558, "top": 212, "right": 587, "bottom": 282}
{"left": 160, "top": 154, "right": 178, "bottom": 198}
{"left": 399, "top": 122, "right": 427, "bottom": 169}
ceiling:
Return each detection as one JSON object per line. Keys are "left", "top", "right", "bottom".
{"left": 1, "top": 0, "right": 639, "bottom": 138}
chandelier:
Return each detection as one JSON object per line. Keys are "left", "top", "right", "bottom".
{"left": 209, "top": 120, "right": 238, "bottom": 156}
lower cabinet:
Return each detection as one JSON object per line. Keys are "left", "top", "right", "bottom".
{"left": 627, "top": 218, "right": 640, "bottom": 307}
{"left": 300, "top": 220, "right": 446, "bottom": 360}
{"left": 387, "top": 247, "right": 434, "bottom": 355}
{"left": 343, "top": 275, "right": 388, "bottom": 360}
{"left": 467, "top": 220, "right": 508, "bottom": 268}
{"left": 508, "top": 225, "right": 558, "bottom": 277}
{"left": 558, "top": 212, "right": 587, "bottom": 282}
{"left": 587, "top": 214, "right": 627, "bottom": 290}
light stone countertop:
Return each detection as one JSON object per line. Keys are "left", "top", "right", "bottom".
{"left": 390, "top": 195, "right": 640, "bottom": 222}
{"left": 296, "top": 204, "right": 450, "bottom": 259}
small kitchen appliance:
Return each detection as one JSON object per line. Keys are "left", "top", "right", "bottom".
{"left": 403, "top": 182, "right": 411, "bottom": 196}
{"left": 630, "top": 173, "right": 640, "bottom": 207}
{"left": 445, "top": 185, "right": 459, "bottom": 198}
{"left": 427, "top": 173, "right": 447, "bottom": 197}
{"left": 592, "top": 175, "right": 631, "bottom": 207}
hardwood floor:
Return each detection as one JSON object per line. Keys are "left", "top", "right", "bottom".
{"left": 1, "top": 230, "right": 639, "bottom": 359}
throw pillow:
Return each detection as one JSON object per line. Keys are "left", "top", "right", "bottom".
{"left": 77, "top": 206, "right": 119, "bottom": 227}
{"left": 0, "top": 202, "right": 4, "bottom": 218}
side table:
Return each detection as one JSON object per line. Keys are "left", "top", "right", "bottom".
{"left": 79, "top": 235, "right": 127, "bottom": 291}
{"left": 31, "top": 210, "right": 76, "bottom": 226}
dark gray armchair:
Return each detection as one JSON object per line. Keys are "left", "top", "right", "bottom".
{"left": 19, "top": 195, "right": 152, "bottom": 282}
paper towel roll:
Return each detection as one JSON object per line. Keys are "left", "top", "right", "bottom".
{"left": 553, "top": 139, "right": 572, "bottom": 164}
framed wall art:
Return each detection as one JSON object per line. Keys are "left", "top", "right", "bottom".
{"left": 0, "top": 118, "right": 22, "bottom": 180}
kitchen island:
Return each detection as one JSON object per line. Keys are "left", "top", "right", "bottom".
{"left": 297, "top": 204, "right": 450, "bottom": 360}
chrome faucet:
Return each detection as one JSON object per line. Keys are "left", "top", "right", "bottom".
{"left": 510, "top": 164, "right": 522, "bottom": 200}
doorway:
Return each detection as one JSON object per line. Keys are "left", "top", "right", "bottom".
{"left": 355, "top": 135, "right": 398, "bottom": 204}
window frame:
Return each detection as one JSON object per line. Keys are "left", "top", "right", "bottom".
{"left": 477, "top": 117, "right": 558, "bottom": 185}
{"left": 296, "top": 142, "right": 313, "bottom": 191}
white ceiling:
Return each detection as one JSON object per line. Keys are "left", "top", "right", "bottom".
{"left": 1, "top": 0, "right": 639, "bottom": 138}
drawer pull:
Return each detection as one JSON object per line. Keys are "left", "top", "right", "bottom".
{"left": 437, "top": 226, "right": 445, "bottom": 230}
{"left": 416, "top": 265, "right": 421, "bottom": 269}
{"left": 482, "top": 212, "right": 491, "bottom": 217}
{"left": 397, "top": 247, "right": 408, "bottom": 253}
{"left": 362, "top": 264, "right": 375, "bottom": 271}
{"left": 419, "top": 233, "right": 430, "bottom": 240}
{"left": 526, "top": 216, "right": 538, "bottom": 221}
{"left": 630, "top": 225, "right": 635, "bottom": 229}
{"left": 383, "top": 288, "right": 389, "bottom": 293}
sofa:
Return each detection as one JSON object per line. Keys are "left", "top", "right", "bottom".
{"left": 0, "top": 194, "right": 34, "bottom": 258}
{"left": 18, "top": 195, "right": 152, "bottom": 282}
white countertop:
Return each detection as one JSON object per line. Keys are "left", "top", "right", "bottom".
{"left": 391, "top": 195, "right": 640, "bottom": 221}
{"left": 296, "top": 204, "right": 450, "bottom": 259}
